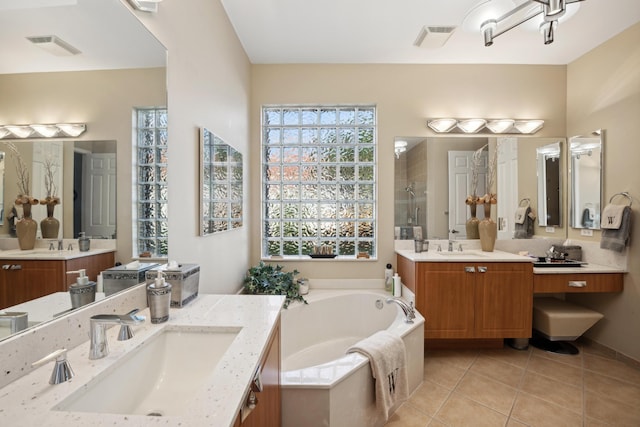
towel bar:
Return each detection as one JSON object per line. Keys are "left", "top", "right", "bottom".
{"left": 609, "top": 192, "right": 632, "bottom": 206}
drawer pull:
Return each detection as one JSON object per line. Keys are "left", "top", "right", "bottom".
{"left": 2, "top": 264, "right": 22, "bottom": 270}
{"left": 568, "top": 281, "right": 587, "bottom": 288}
{"left": 478, "top": 266, "right": 488, "bottom": 273}
{"left": 464, "top": 266, "right": 475, "bottom": 273}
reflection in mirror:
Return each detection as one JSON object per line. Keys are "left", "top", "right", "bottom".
{"left": 0, "top": 152, "right": 4, "bottom": 225}
{"left": 200, "top": 128, "right": 243, "bottom": 236}
{"left": 536, "top": 142, "right": 562, "bottom": 227}
{"left": 569, "top": 131, "right": 603, "bottom": 229}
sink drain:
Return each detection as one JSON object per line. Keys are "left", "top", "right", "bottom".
{"left": 147, "top": 410, "right": 164, "bottom": 417}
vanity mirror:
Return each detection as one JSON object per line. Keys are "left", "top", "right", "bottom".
{"left": 569, "top": 130, "right": 603, "bottom": 229}
{"left": 395, "top": 136, "right": 567, "bottom": 240}
{"left": 536, "top": 141, "right": 562, "bottom": 227}
{"left": 200, "top": 128, "right": 243, "bottom": 236}
{"left": 0, "top": 0, "right": 166, "bottom": 341}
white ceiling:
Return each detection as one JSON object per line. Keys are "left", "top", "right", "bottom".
{"left": 221, "top": 0, "right": 640, "bottom": 65}
{"left": 0, "top": 0, "right": 166, "bottom": 74}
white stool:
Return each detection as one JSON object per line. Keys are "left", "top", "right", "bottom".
{"left": 531, "top": 297, "right": 603, "bottom": 354}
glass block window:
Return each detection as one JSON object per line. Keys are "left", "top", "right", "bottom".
{"left": 262, "top": 105, "right": 376, "bottom": 258}
{"left": 134, "top": 107, "right": 168, "bottom": 257}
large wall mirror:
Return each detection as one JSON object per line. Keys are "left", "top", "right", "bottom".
{"left": 536, "top": 141, "right": 562, "bottom": 227}
{"left": 0, "top": 0, "right": 166, "bottom": 341}
{"left": 395, "top": 136, "right": 567, "bottom": 241}
{"left": 569, "top": 130, "right": 603, "bottom": 229}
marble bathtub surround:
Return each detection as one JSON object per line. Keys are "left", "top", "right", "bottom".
{"left": 0, "top": 294, "right": 284, "bottom": 426}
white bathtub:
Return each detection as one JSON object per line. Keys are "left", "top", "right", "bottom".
{"left": 280, "top": 289, "right": 424, "bottom": 427}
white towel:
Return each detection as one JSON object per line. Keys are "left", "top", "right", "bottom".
{"left": 601, "top": 204, "right": 626, "bottom": 229}
{"left": 601, "top": 205, "right": 632, "bottom": 252}
{"left": 347, "top": 330, "right": 409, "bottom": 421}
{"left": 514, "top": 207, "right": 528, "bottom": 224}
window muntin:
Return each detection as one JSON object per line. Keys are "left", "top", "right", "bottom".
{"left": 262, "top": 105, "right": 376, "bottom": 258}
{"left": 134, "top": 107, "right": 168, "bottom": 257}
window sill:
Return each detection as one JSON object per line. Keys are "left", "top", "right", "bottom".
{"left": 261, "top": 255, "right": 377, "bottom": 262}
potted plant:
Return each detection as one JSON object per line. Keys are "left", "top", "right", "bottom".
{"left": 243, "top": 261, "right": 307, "bottom": 308}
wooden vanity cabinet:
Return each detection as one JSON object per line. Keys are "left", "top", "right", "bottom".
{"left": 0, "top": 252, "right": 115, "bottom": 309}
{"left": 398, "top": 257, "right": 533, "bottom": 340}
{"left": 533, "top": 272, "right": 623, "bottom": 293}
{"left": 238, "top": 320, "right": 281, "bottom": 427}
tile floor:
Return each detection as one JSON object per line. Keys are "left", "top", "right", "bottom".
{"left": 386, "top": 342, "right": 640, "bottom": 427}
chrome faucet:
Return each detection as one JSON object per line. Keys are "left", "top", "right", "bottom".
{"left": 0, "top": 311, "right": 28, "bottom": 333}
{"left": 57, "top": 239, "right": 63, "bottom": 251}
{"left": 386, "top": 297, "right": 416, "bottom": 324}
{"left": 448, "top": 240, "right": 454, "bottom": 252}
{"left": 31, "top": 348, "right": 74, "bottom": 385}
{"left": 89, "top": 309, "right": 145, "bottom": 359}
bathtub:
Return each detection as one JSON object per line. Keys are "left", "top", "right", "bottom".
{"left": 280, "top": 289, "right": 425, "bottom": 427}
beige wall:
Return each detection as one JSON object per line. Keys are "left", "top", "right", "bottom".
{"left": 251, "top": 64, "right": 567, "bottom": 280}
{"left": 133, "top": 0, "right": 252, "bottom": 294}
{"left": 565, "top": 22, "right": 640, "bottom": 361}
{"left": 0, "top": 68, "right": 166, "bottom": 259}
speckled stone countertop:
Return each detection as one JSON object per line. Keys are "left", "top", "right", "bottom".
{"left": 0, "top": 247, "right": 114, "bottom": 260}
{"left": 396, "top": 248, "right": 535, "bottom": 263}
{"left": 0, "top": 294, "right": 285, "bottom": 427}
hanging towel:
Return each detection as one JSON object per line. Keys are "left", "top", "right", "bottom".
{"left": 347, "top": 330, "right": 409, "bottom": 421}
{"left": 600, "top": 205, "right": 632, "bottom": 252}
{"left": 514, "top": 207, "right": 535, "bottom": 239}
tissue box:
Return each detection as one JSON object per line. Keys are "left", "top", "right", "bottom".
{"left": 556, "top": 245, "right": 582, "bottom": 261}
{"left": 102, "top": 263, "right": 160, "bottom": 296}
{"left": 146, "top": 263, "right": 200, "bottom": 307}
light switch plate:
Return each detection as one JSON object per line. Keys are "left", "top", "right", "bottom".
{"left": 545, "top": 227, "right": 555, "bottom": 233}
{"left": 581, "top": 229, "right": 594, "bottom": 236}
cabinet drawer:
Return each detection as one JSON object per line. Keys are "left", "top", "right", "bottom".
{"left": 533, "top": 273, "right": 623, "bottom": 293}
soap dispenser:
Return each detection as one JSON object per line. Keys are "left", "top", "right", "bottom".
{"left": 78, "top": 232, "right": 90, "bottom": 252}
{"left": 67, "top": 269, "right": 97, "bottom": 308}
{"left": 147, "top": 271, "right": 171, "bottom": 324}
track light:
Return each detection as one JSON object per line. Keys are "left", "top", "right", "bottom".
{"left": 481, "top": 0, "right": 584, "bottom": 47}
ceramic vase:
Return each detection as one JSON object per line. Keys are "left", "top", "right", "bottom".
{"left": 478, "top": 203, "right": 497, "bottom": 252}
{"left": 16, "top": 203, "right": 37, "bottom": 250}
{"left": 465, "top": 203, "right": 480, "bottom": 239}
{"left": 40, "top": 203, "right": 60, "bottom": 239}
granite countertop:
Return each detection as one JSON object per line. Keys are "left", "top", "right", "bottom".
{"left": 1, "top": 292, "right": 107, "bottom": 324}
{"left": 0, "top": 248, "right": 115, "bottom": 260}
{"left": 0, "top": 294, "right": 285, "bottom": 427}
{"left": 533, "top": 263, "right": 626, "bottom": 274}
{"left": 396, "top": 248, "right": 534, "bottom": 263}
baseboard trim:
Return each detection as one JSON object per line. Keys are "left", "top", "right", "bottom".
{"left": 578, "top": 336, "right": 640, "bottom": 370}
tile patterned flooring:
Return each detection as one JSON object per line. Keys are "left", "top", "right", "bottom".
{"left": 386, "top": 342, "right": 640, "bottom": 427}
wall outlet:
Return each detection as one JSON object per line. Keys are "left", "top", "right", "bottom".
{"left": 581, "top": 229, "right": 594, "bottom": 236}
{"left": 545, "top": 227, "right": 555, "bottom": 233}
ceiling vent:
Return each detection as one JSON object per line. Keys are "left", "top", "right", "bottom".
{"left": 413, "top": 26, "right": 457, "bottom": 49}
{"left": 26, "top": 35, "right": 81, "bottom": 56}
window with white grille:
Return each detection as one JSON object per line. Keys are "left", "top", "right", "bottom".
{"left": 261, "top": 105, "right": 376, "bottom": 258}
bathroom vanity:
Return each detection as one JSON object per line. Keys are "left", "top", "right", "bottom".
{"left": 0, "top": 249, "right": 115, "bottom": 309}
{"left": 397, "top": 249, "right": 533, "bottom": 345}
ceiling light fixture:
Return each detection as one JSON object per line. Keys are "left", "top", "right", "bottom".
{"left": 427, "top": 118, "right": 544, "bottom": 134}
{"left": 26, "top": 35, "right": 81, "bottom": 56}
{"left": 127, "top": 0, "right": 163, "bottom": 13}
{"left": 0, "top": 123, "right": 87, "bottom": 139}
{"left": 481, "top": 0, "right": 585, "bottom": 47}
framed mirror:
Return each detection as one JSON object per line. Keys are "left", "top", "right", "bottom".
{"left": 569, "top": 130, "right": 603, "bottom": 229}
{"left": 536, "top": 141, "right": 562, "bottom": 227}
{"left": 199, "top": 128, "right": 243, "bottom": 236}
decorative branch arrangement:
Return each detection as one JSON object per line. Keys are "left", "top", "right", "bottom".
{"left": 466, "top": 144, "right": 488, "bottom": 206}
{"left": 465, "top": 141, "right": 500, "bottom": 206}
{"left": 1, "top": 141, "right": 38, "bottom": 206}
{"left": 40, "top": 154, "right": 60, "bottom": 206}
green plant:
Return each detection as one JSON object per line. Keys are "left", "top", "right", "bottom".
{"left": 243, "top": 261, "right": 306, "bottom": 308}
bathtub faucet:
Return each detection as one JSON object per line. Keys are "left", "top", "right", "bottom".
{"left": 386, "top": 297, "right": 415, "bottom": 324}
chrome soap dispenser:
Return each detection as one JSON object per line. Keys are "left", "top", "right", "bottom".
{"left": 67, "top": 269, "right": 97, "bottom": 308}
{"left": 147, "top": 271, "right": 171, "bottom": 324}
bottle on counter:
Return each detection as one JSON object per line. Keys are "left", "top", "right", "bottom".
{"left": 67, "top": 269, "right": 97, "bottom": 308}
{"left": 384, "top": 263, "right": 394, "bottom": 292}
{"left": 147, "top": 272, "right": 171, "bottom": 324}
{"left": 78, "top": 232, "right": 90, "bottom": 252}
{"left": 393, "top": 273, "right": 402, "bottom": 298}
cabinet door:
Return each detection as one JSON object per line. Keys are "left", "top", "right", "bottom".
{"left": 242, "top": 323, "right": 281, "bottom": 427}
{"left": 0, "top": 260, "right": 65, "bottom": 308}
{"left": 420, "top": 263, "right": 475, "bottom": 339}
{"left": 474, "top": 263, "right": 533, "bottom": 338}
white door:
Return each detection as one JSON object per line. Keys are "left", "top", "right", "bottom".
{"left": 82, "top": 153, "right": 116, "bottom": 238}
{"left": 497, "top": 138, "right": 519, "bottom": 239}
{"left": 448, "top": 151, "right": 487, "bottom": 239}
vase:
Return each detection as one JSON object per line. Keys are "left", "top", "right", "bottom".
{"left": 479, "top": 203, "right": 497, "bottom": 252}
{"left": 465, "top": 203, "right": 480, "bottom": 239}
{"left": 40, "top": 203, "right": 60, "bottom": 239}
{"left": 16, "top": 203, "right": 37, "bottom": 250}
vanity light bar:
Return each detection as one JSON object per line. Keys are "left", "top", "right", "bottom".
{"left": 0, "top": 123, "right": 86, "bottom": 139}
{"left": 427, "top": 118, "right": 544, "bottom": 134}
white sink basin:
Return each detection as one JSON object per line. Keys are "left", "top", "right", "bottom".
{"left": 54, "top": 325, "right": 241, "bottom": 416}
